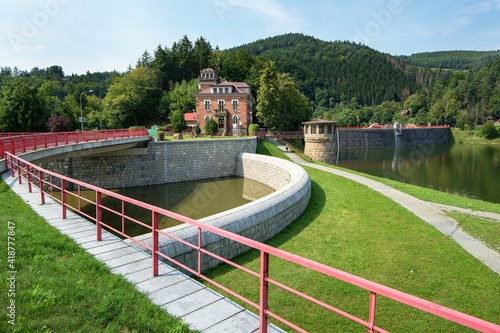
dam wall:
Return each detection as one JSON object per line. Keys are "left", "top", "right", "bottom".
{"left": 338, "top": 127, "right": 451, "bottom": 148}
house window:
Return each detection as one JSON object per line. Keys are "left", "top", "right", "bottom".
{"left": 232, "top": 115, "right": 239, "bottom": 123}
{"left": 232, "top": 100, "right": 238, "bottom": 111}
{"left": 224, "top": 87, "right": 229, "bottom": 93}
{"left": 218, "top": 100, "right": 225, "bottom": 111}
{"left": 204, "top": 115, "right": 211, "bottom": 121}
{"left": 218, "top": 117, "right": 225, "bottom": 128}
{"left": 204, "top": 100, "right": 211, "bottom": 111}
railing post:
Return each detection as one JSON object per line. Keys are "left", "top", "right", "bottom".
{"left": 10, "top": 139, "right": 14, "bottom": 155}
{"left": 27, "top": 165, "right": 32, "bottom": 193}
{"left": 152, "top": 211, "right": 159, "bottom": 276}
{"left": 368, "top": 292, "right": 377, "bottom": 333}
{"left": 65, "top": 133, "right": 68, "bottom": 145}
{"left": 44, "top": 134, "right": 48, "bottom": 148}
{"left": 197, "top": 227, "right": 202, "bottom": 275}
{"left": 75, "top": 131, "right": 79, "bottom": 144}
{"left": 10, "top": 155, "right": 15, "bottom": 177}
{"left": 259, "top": 251, "right": 269, "bottom": 333}
{"left": 61, "top": 179, "right": 67, "bottom": 219}
{"left": 39, "top": 170, "right": 45, "bottom": 204}
{"left": 33, "top": 135, "right": 37, "bottom": 151}
{"left": 17, "top": 161, "right": 22, "bottom": 184}
{"left": 22, "top": 134, "right": 26, "bottom": 152}
{"left": 0, "top": 139, "right": 4, "bottom": 159}
{"left": 96, "top": 191, "right": 102, "bottom": 241}
{"left": 54, "top": 133, "right": 58, "bottom": 147}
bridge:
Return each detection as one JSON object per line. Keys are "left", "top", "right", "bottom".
{"left": 2, "top": 130, "right": 499, "bottom": 333}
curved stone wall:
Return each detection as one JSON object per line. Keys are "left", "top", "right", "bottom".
{"left": 10, "top": 138, "right": 311, "bottom": 273}
{"left": 138, "top": 152, "right": 311, "bottom": 272}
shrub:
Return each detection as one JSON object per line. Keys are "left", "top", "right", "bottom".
{"left": 479, "top": 120, "right": 499, "bottom": 139}
{"left": 170, "top": 110, "right": 187, "bottom": 133}
{"left": 248, "top": 124, "right": 260, "bottom": 135}
{"left": 205, "top": 118, "right": 218, "bottom": 136}
{"left": 47, "top": 114, "right": 70, "bottom": 132}
{"left": 129, "top": 126, "right": 146, "bottom": 131}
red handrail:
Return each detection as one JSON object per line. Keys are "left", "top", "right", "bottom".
{"left": 5, "top": 151, "right": 500, "bottom": 333}
{"left": 0, "top": 129, "right": 149, "bottom": 159}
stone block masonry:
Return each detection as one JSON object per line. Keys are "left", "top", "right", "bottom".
{"left": 40, "top": 138, "right": 257, "bottom": 189}
{"left": 137, "top": 153, "right": 311, "bottom": 273}
{"left": 34, "top": 138, "right": 311, "bottom": 273}
{"left": 338, "top": 127, "right": 450, "bottom": 148}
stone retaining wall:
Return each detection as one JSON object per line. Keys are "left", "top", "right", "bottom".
{"left": 338, "top": 127, "right": 450, "bottom": 148}
{"left": 30, "top": 138, "right": 310, "bottom": 273}
{"left": 138, "top": 153, "right": 311, "bottom": 272}
{"left": 40, "top": 138, "right": 257, "bottom": 188}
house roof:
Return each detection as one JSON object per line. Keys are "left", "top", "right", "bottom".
{"left": 198, "top": 81, "right": 250, "bottom": 94}
{"left": 184, "top": 113, "right": 196, "bottom": 121}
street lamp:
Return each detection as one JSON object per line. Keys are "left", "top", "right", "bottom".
{"left": 80, "top": 90, "right": 93, "bottom": 131}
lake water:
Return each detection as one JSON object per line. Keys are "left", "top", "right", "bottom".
{"left": 64, "top": 177, "right": 274, "bottom": 236}
{"left": 336, "top": 144, "right": 500, "bottom": 204}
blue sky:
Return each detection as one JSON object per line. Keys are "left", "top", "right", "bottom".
{"left": 1, "top": 0, "right": 500, "bottom": 75}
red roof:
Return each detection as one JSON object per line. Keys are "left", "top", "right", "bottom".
{"left": 184, "top": 113, "right": 196, "bottom": 121}
{"left": 198, "top": 81, "right": 250, "bottom": 94}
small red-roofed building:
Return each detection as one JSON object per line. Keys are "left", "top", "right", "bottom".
{"left": 184, "top": 112, "right": 197, "bottom": 131}
{"left": 195, "top": 68, "right": 254, "bottom": 136}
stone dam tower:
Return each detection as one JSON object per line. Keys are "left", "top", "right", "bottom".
{"left": 302, "top": 120, "right": 337, "bottom": 164}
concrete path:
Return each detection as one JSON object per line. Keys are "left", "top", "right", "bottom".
{"left": 273, "top": 139, "right": 500, "bottom": 275}
{"left": 2, "top": 172, "right": 284, "bottom": 333}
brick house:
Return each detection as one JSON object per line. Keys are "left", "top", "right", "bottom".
{"left": 195, "top": 68, "right": 254, "bottom": 136}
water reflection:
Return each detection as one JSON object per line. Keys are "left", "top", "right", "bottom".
{"left": 336, "top": 144, "right": 500, "bottom": 204}
{"left": 60, "top": 177, "right": 274, "bottom": 237}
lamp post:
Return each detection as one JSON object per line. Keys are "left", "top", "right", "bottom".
{"left": 80, "top": 90, "right": 93, "bottom": 131}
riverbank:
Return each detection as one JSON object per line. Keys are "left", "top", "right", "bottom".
{"left": 451, "top": 127, "right": 500, "bottom": 144}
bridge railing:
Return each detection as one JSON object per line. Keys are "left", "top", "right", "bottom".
{"left": 5, "top": 151, "right": 500, "bottom": 333}
{"left": 0, "top": 129, "right": 149, "bottom": 159}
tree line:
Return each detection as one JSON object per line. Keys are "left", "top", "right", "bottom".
{"left": 0, "top": 33, "right": 499, "bottom": 133}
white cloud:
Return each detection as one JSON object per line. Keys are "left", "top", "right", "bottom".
{"left": 34, "top": 44, "right": 46, "bottom": 51}
{"left": 442, "top": 16, "right": 473, "bottom": 35}
{"left": 237, "top": 0, "right": 306, "bottom": 32}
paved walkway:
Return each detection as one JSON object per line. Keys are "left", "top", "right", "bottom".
{"left": 2, "top": 172, "right": 284, "bottom": 333}
{"left": 274, "top": 139, "right": 500, "bottom": 275}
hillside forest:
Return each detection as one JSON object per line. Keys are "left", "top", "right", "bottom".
{"left": 0, "top": 33, "right": 499, "bottom": 134}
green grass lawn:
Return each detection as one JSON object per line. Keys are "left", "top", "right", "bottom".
{"left": 0, "top": 181, "right": 197, "bottom": 333}
{"left": 446, "top": 212, "right": 500, "bottom": 253}
{"left": 202, "top": 141, "right": 500, "bottom": 332}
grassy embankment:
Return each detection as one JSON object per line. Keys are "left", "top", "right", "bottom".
{"left": 0, "top": 181, "right": 197, "bottom": 333}
{"left": 202, "top": 140, "right": 500, "bottom": 332}
{"left": 451, "top": 127, "right": 500, "bottom": 144}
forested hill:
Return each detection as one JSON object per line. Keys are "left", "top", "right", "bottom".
{"left": 232, "top": 33, "right": 420, "bottom": 107}
{"left": 399, "top": 50, "right": 500, "bottom": 70}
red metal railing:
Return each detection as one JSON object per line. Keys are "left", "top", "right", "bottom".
{"left": 0, "top": 129, "right": 149, "bottom": 159}
{"left": 5, "top": 151, "right": 500, "bottom": 333}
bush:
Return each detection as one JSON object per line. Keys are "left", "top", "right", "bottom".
{"left": 170, "top": 110, "right": 187, "bottom": 133}
{"left": 205, "top": 118, "right": 218, "bottom": 136}
{"left": 479, "top": 121, "right": 499, "bottom": 139}
{"left": 248, "top": 124, "right": 260, "bottom": 135}
{"left": 129, "top": 126, "right": 146, "bottom": 131}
